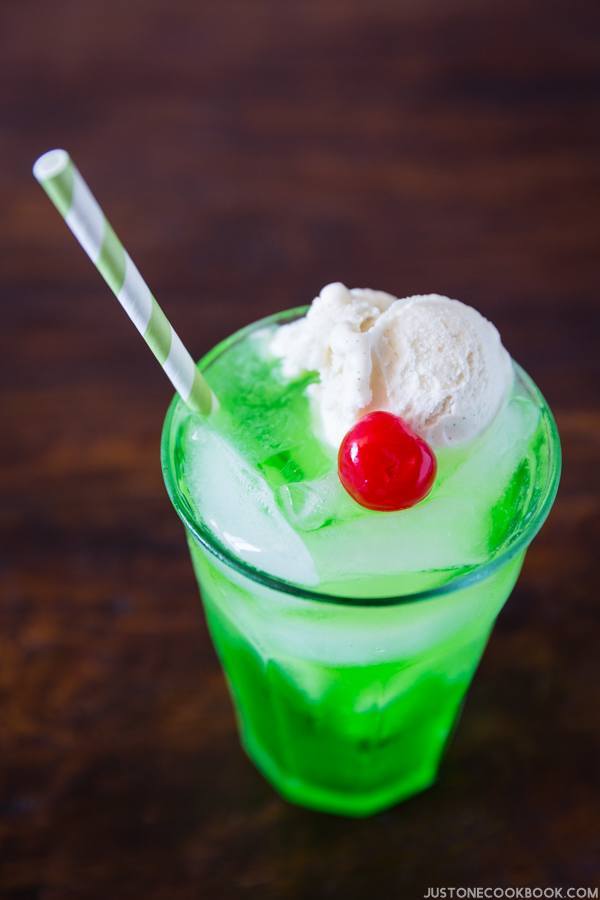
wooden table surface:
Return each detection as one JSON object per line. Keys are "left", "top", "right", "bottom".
{"left": 1, "top": 1, "right": 599, "bottom": 897}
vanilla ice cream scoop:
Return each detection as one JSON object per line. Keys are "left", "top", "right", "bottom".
{"left": 270, "top": 283, "right": 513, "bottom": 448}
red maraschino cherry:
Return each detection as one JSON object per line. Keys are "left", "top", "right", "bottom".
{"left": 337, "top": 411, "right": 437, "bottom": 511}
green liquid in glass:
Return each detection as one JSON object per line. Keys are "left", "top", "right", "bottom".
{"left": 162, "top": 310, "right": 560, "bottom": 816}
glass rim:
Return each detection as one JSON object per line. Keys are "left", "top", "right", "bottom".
{"left": 161, "top": 307, "right": 562, "bottom": 608}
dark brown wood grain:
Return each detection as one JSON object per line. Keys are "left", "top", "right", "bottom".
{"left": 1, "top": 1, "right": 599, "bottom": 897}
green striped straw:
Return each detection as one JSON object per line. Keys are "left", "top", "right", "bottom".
{"left": 32, "top": 148, "right": 215, "bottom": 415}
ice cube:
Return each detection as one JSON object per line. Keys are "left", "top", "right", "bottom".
{"left": 186, "top": 429, "right": 318, "bottom": 586}
{"left": 276, "top": 471, "right": 360, "bottom": 532}
{"left": 305, "top": 494, "right": 487, "bottom": 582}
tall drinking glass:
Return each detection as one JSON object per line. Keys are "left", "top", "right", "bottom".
{"left": 161, "top": 312, "right": 561, "bottom": 817}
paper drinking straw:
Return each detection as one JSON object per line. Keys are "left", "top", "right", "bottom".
{"left": 32, "top": 149, "right": 215, "bottom": 415}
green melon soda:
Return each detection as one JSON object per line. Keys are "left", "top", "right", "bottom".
{"left": 162, "top": 286, "right": 560, "bottom": 817}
